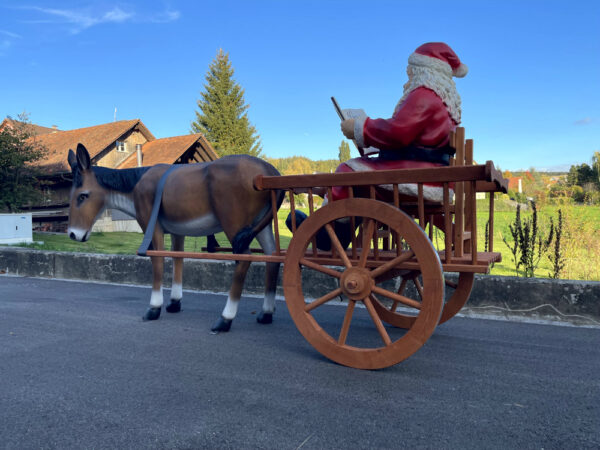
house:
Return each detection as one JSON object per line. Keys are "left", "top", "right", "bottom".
{"left": 0, "top": 117, "right": 62, "bottom": 136}
{"left": 1, "top": 117, "right": 218, "bottom": 231}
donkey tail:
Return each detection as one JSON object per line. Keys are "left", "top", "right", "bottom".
{"left": 232, "top": 189, "right": 285, "bottom": 254}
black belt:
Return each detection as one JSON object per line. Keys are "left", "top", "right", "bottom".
{"left": 378, "top": 145, "right": 455, "bottom": 165}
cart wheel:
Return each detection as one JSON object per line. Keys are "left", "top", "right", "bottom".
{"left": 283, "top": 198, "right": 444, "bottom": 370}
{"left": 372, "top": 271, "right": 474, "bottom": 328}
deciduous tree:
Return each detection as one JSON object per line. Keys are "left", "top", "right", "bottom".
{"left": 0, "top": 114, "right": 47, "bottom": 212}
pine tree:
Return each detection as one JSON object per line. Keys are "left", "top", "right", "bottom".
{"left": 191, "top": 49, "right": 262, "bottom": 157}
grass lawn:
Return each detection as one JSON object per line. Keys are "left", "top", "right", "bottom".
{"left": 6, "top": 201, "right": 599, "bottom": 281}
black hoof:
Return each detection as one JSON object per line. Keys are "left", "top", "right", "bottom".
{"left": 143, "top": 307, "right": 161, "bottom": 321}
{"left": 211, "top": 317, "right": 232, "bottom": 333}
{"left": 166, "top": 299, "right": 181, "bottom": 313}
{"left": 256, "top": 311, "right": 273, "bottom": 324}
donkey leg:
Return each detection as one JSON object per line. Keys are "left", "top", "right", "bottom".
{"left": 211, "top": 258, "right": 251, "bottom": 333}
{"left": 256, "top": 225, "right": 279, "bottom": 324}
{"left": 166, "top": 234, "right": 184, "bottom": 313}
{"left": 143, "top": 230, "right": 165, "bottom": 321}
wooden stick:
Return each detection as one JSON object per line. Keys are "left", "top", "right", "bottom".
{"left": 271, "top": 190, "right": 280, "bottom": 255}
{"left": 444, "top": 182, "right": 452, "bottom": 264}
{"left": 489, "top": 193, "right": 495, "bottom": 252}
{"left": 471, "top": 180, "right": 478, "bottom": 265}
{"left": 417, "top": 183, "right": 425, "bottom": 230}
{"left": 454, "top": 127, "right": 465, "bottom": 257}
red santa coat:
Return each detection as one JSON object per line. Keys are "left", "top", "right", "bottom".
{"left": 333, "top": 87, "right": 457, "bottom": 202}
{"left": 359, "top": 86, "right": 456, "bottom": 150}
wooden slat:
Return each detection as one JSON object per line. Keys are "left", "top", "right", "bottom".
{"left": 255, "top": 164, "right": 494, "bottom": 190}
{"left": 417, "top": 183, "right": 425, "bottom": 229}
{"left": 144, "top": 250, "right": 286, "bottom": 263}
{"left": 443, "top": 182, "right": 452, "bottom": 264}
{"left": 288, "top": 190, "right": 297, "bottom": 233}
{"left": 464, "top": 140, "right": 474, "bottom": 254}
{"left": 471, "top": 180, "right": 478, "bottom": 265}
{"left": 271, "top": 190, "right": 280, "bottom": 255}
{"left": 453, "top": 128, "right": 465, "bottom": 257}
{"left": 393, "top": 184, "right": 400, "bottom": 256}
{"left": 489, "top": 193, "right": 495, "bottom": 252}
{"left": 308, "top": 188, "right": 317, "bottom": 256}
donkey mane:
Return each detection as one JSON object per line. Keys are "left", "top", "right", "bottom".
{"left": 73, "top": 165, "right": 152, "bottom": 193}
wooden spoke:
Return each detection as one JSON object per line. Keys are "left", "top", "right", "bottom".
{"left": 369, "top": 250, "right": 415, "bottom": 279}
{"left": 390, "top": 277, "right": 409, "bottom": 312}
{"left": 337, "top": 300, "right": 356, "bottom": 345}
{"left": 372, "top": 285, "right": 422, "bottom": 310}
{"left": 305, "top": 287, "right": 343, "bottom": 312}
{"left": 413, "top": 277, "right": 424, "bottom": 300}
{"left": 364, "top": 295, "right": 392, "bottom": 346}
{"left": 397, "top": 277, "right": 409, "bottom": 295}
{"left": 283, "top": 198, "right": 444, "bottom": 369}
{"left": 299, "top": 258, "right": 342, "bottom": 279}
{"left": 325, "top": 223, "right": 352, "bottom": 268}
{"left": 358, "top": 219, "right": 375, "bottom": 268}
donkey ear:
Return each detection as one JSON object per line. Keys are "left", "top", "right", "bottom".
{"left": 67, "top": 149, "right": 77, "bottom": 169}
{"left": 76, "top": 143, "right": 91, "bottom": 170}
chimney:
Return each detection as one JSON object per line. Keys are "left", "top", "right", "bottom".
{"left": 136, "top": 144, "right": 143, "bottom": 167}
{"left": 51, "top": 125, "right": 58, "bottom": 133}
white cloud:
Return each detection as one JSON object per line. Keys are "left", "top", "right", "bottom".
{"left": 17, "top": 5, "right": 180, "bottom": 33}
{"left": 21, "top": 6, "right": 135, "bottom": 33}
{"left": 147, "top": 9, "right": 181, "bottom": 23}
{"left": 574, "top": 117, "right": 594, "bottom": 125}
{"left": 102, "top": 7, "right": 135, "bottom": 24}
{"left": 0, "top": 30, "right": 20, "bottom": 56}
{"left": 0, "top": 30, "right": 22, "bottom": 39}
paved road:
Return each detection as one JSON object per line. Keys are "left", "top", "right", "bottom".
{"left": 1, "top": 276, "right": 599, "bottom": 449}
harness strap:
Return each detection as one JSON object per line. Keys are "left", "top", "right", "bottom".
{"left": 138, "top": 165, "right": 180, "bottom": 256}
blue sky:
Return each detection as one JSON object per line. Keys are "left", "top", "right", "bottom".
{"left": 1, "top": 0, "right": 598, "bottom": 171}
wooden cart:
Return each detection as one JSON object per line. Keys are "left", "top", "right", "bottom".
{"left": 147, "top": 128, "right": 508, "bottom": 369}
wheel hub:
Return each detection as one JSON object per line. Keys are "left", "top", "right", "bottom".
{"left": 340, "top": 267, "right": 373, "bottom": 301}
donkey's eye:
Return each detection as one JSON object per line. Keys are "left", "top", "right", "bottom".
{"left": 77, "top": 192, "right": 89, "bottom": 206}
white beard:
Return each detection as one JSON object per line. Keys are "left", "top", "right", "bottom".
{"left": 395, "top": 53, "right": 462, "bottom": 124}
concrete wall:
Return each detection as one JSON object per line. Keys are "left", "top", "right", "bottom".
{"left": 0, "top": 247, "right": 598, "bottom": 327}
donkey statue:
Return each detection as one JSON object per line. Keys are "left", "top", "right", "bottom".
{"left": 67, "top": 143, "right": 283, "bottom": 332}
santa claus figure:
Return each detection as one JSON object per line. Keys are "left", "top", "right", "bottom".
{"left": 288, "top": 42, "right": 468, "bottom": 249}
{"left": 336, "top": 41, "right": 468, "bottom": 203}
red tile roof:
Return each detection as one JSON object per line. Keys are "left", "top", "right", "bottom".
{"left": 1, "top": 118, "right": 60, "bottom": 136}
{"left": 117, "top": 134, "right": 218, "bottom": 169}
{"left": 29, "top": 119, "right": 154, "bottom": 173}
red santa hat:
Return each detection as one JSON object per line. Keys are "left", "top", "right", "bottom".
{"left": 408, "top": 42, "right": 468, "bottom": 78}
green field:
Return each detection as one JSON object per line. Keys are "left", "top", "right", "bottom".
{"left": 7, "top": 200, "right": 600, "bottom": 281}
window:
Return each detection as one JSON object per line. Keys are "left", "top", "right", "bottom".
{"left": 116, "top": 141, "right": 127, "bottom": 152}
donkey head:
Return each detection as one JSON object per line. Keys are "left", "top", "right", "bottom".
{"left": 67, "top": 144, "right": 108, "bottom": 242}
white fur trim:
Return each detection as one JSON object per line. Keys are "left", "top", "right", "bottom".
{"left": 397, "top": 53, "right": 462, "bottom": 124}
{"left": 453, "top": 63, "right": 468, "bottom": 78}
{"left": 345, "top": 158, "right": 374, "bottom": 172}
{"left": 344, "top": 158, "right": 452, "bottom": 202}
{"left": 379, "top": 183, "right": 452, "bottom": 203}
{"left": 408, "top": 53, "right": 453, "bottom": 76}
{"left": 354, "top": 115, "right": 367, "bottom": 149}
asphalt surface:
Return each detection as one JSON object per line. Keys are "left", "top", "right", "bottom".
{"left": 1, "top": 276, "right": 599, "bottom": 449}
